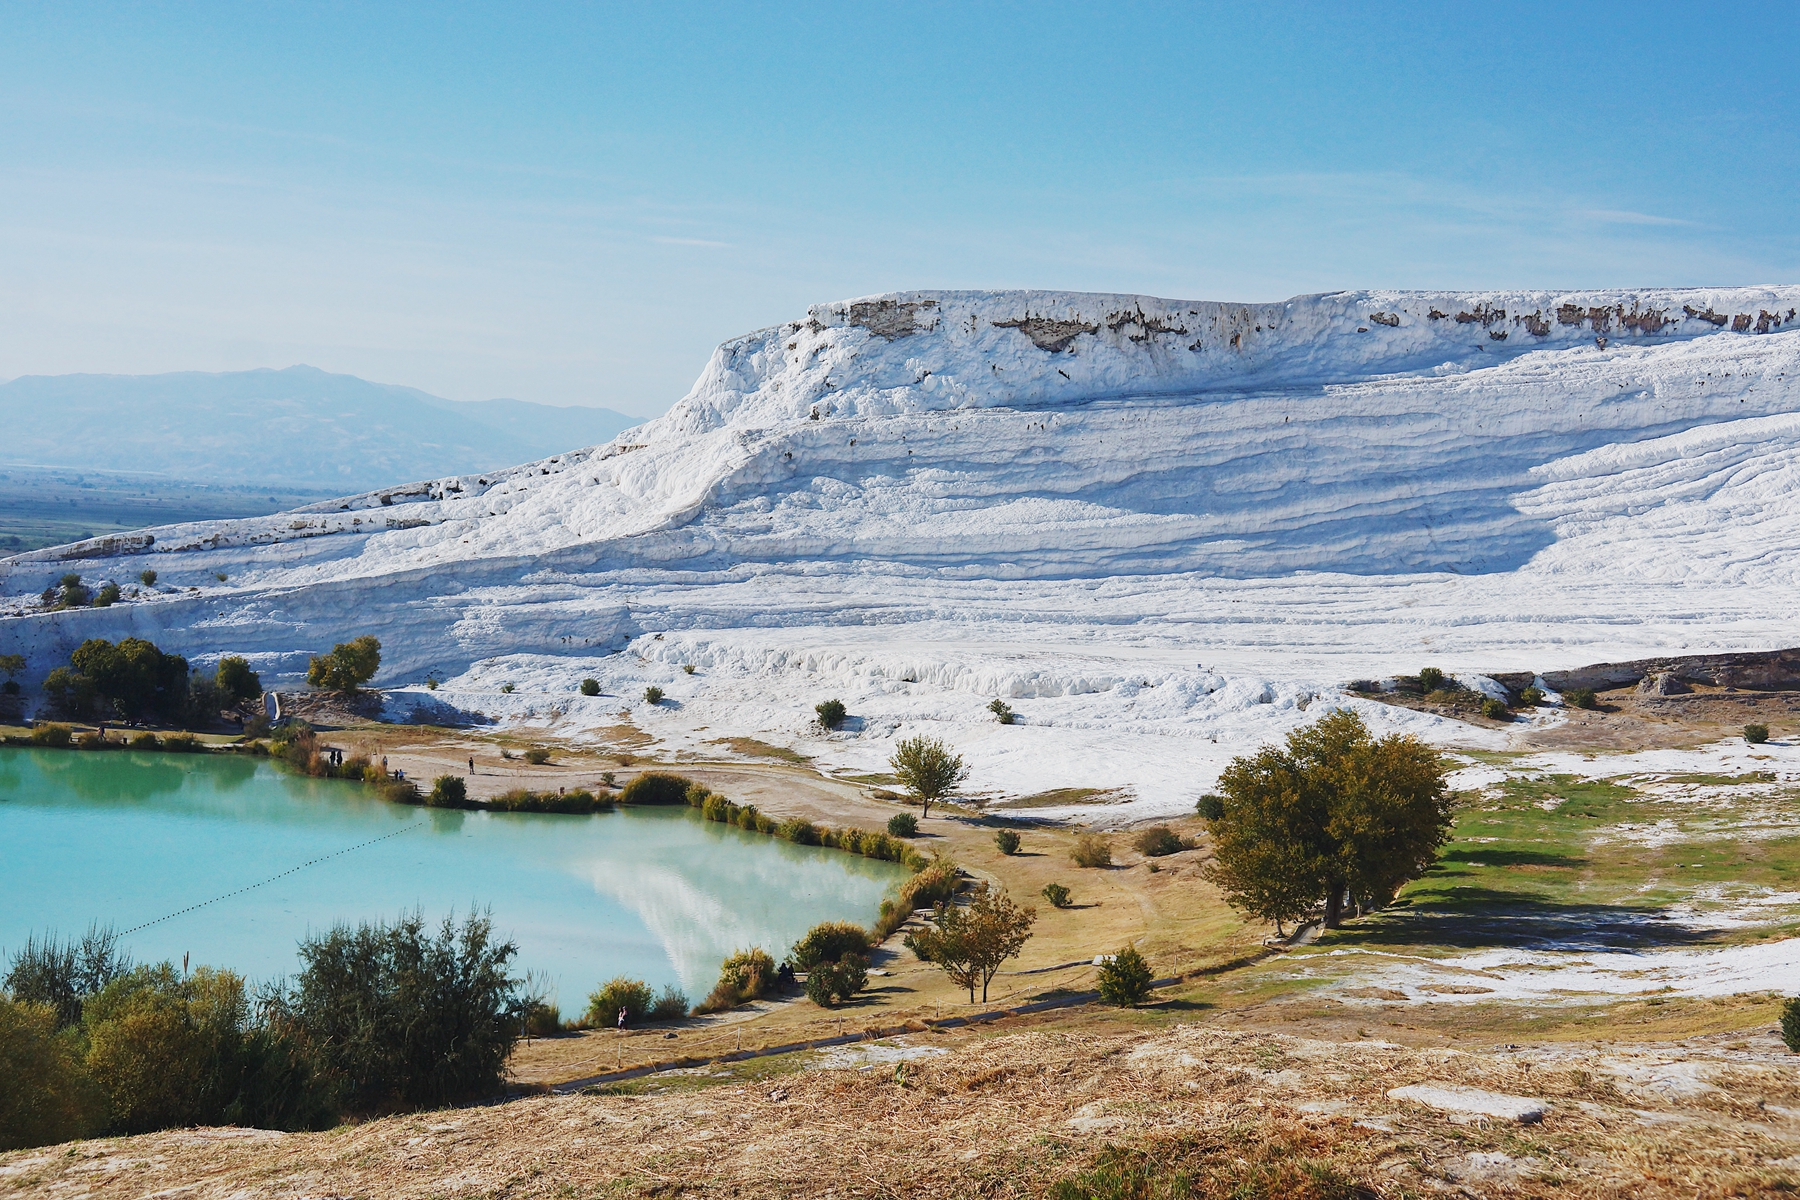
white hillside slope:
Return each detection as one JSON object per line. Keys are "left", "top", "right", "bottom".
{"left": 3, "top": 287, "right": 1799, "bottom": 818}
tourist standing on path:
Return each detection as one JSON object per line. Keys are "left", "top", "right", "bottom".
{"left": 617, "top": 1007, "right": 627, "bottom": 1033}
{"left": 469, "top": 755, "right": 474, "bottom": 773}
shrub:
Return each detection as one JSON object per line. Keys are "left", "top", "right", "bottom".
{"left": 874, "top": 860, "right": 963, "bottom": 941}
{"left": 696, "top": 947, "right": 776, "bottom": 1014}
{"left": 522, "top": 746, "right": 552, "bottom": 765}
{"left": 4, "top": 926, "right": 132, "bottom": 1029}
{"left": 1042, "top": 883, "right": 1072, "bottom": 908}
{"left": 579, "top": 678, "right": 600, "bottom": 696}
{"left": 139, "top": 569, "right": 157, "bottom": 587}
{"left": 1782, "top": 996, "right": 1800, "bottom": 1053}
{"left": 77, "top": 731, "right": 111, "bottom": 750}
{"left": 1746, "top": 724, "right": 1771, "bottom": 745}
{"left": 643, "top": 686, "right": 664, "bottom": 705}
{"left": 130, "top": 732, "right": 160, "bottom": 749}
{"left": 292, "top": 911, "right": 518, "bottom": 1112}
{"left": 583, "top": 977, "right": 655, "bottom": 1028}
{"left": 1195, "top": 793, "right": 1225, "bottom": 820}
{"left": 92, "top": 582, "right": 121, "bottom": 608}
{"left": 82, "top": 964, "right": 243, "bottom": 1133}
{"left": 1481, "top": 698, "right": 1510, "bottom": 720}
{"left": 886, "top": 811, "right": 919, "bottom": 837}
{"left": 682, "top": 664, "right": 697, "bottom": 675}
{"left": 1097, "top": 946, "right": 1154, "bottom": 1007}
{"left": 0, "top": 999, "right": 105, "bottom": 1150}
{"left": 790, "top": 921, "right": 870, "bottom": 971}
{"left": 305, "top": 636, "right": 381, "bottom": 693}
{"left": 988, "top": 698, "right": 1014, "bottom": 725}
{"left": 649, "top": 985, "right": 689, "bottom": 1022}
{"left": 994, "top": 828, "right": 1021, "bottom": 855}
{"left": 29, "top": 723, "right": 73, "bottom": 747}
{"left": 428, "top": 775, "right": 467, "bottom": 807}
{"left": 161, "top": 733, "right": 201, "bottom": 753}
{"left": 1417, "top": 666, "right": 1445, "bottom": 692}
{"left": 1072, "top": 833, "right": 1113, "bottom": 868}
{"left": 776, "top": 816, "right": 820, "bottom": 844}
{"left": 805, "top": 954, "right": 867, "bottom": 1008}
{"left": 1519, "top": 686, "right": 1545, "bottom": 707}
{"left": 1566, "top": 687, "right": 1598, "bottom": 710}
{"left": 1132, "top": 826, "right": 1190, "bottom": 857}
{"left": 520, "top": 999, "right": 563, "bottom": 1038}
{"left": 815, "top": 698, "right": 847, "bottom": 730}
{"left": 618, "top": 771, "right": 695, "bottom": 805}
{"left": 499, "top": 683, "right": 515, "bottom": 693}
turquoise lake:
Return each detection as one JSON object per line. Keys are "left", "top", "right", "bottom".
{"left": 0, "top": 748, "right": 906, "bottom": 1010}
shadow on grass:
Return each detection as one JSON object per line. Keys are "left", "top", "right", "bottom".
{"left": 1336, "top": 886, "right": 1728, "bottom": 951}
{"left": 1437, "top": 848, "right": 1588, "bottom": 868}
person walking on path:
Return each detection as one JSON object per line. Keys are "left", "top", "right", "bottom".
{"left": 469, "top": 755, "right": 475, "bottom": 773}
{"left": 617, "top": 1007, "right": 627, "bottom": 1033}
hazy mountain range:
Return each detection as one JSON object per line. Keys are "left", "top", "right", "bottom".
{"left": 0, "top": 365, "right": 643, "bottom": 491}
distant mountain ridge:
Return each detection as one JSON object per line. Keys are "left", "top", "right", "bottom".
{"left": 0, "top": 365, "right": 643, "bottom": 490}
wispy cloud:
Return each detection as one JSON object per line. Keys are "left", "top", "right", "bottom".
{"left": 1579, "top": 209, "right": 1695, "bottom": 227}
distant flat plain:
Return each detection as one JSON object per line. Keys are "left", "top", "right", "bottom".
{"left": 0, "top": 465, "right": 333, "bottom": 555}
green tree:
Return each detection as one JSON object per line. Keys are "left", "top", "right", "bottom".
{"left": 0, "top": 653, "right": 23, "bottom": 697}
{"left": 815, "top": 698, "right": 847, "bottom": 730}
{"left": 215, "top": 656, "right": 263, "bottom": 707}
{"left": 139, "top": 569, "right": 157, "bottom": 588}
{"left": 906, "top": 885, "right": 1035, "bottom": 1004}
{"left": 289, "top": 910, "right": 517, "bottom": 1112}
{"left": 1207, "top": 710, "right": 1452, "bottom": 931}
{"left": 60, "top": 637, "right": 188, "bottom": 720}
{"left": 82, "top": 964, "right": 246, "bottom": 1133}
{"left": 890, "top": 735, "right": 969, "bottom": 818}
{"left": 306, "top": 636, "right": 381, "bottom": 693}
{"left": 579, "top": 678, "right": 600, "bottom": 696}
{"left": 1097, "top": 946, "right": 1154, "bottom": 1007}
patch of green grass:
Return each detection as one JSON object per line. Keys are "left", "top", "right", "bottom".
{"left": 992, "top": 787, "right": 1120, "bottom": 809}
{"left": 707, "top": 737, "right": 811, "bottom": 764}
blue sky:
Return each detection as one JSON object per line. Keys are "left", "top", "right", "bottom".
{"left": 2, "top": 3, "right": 1795, "bottom": 415}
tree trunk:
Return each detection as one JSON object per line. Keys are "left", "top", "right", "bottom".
{"left": 1323, "top": 885, "right": 1345, "bottom": 928}
{"left": 921, "top": 799, "right": 931, "bottom": 819}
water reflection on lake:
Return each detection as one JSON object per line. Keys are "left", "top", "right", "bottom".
{"left": 0, "top": 748, "right": 905, "bottom": 1008}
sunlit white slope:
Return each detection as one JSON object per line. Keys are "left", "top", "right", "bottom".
{"left": 2, "top": 287, "right": 1797, "bottom": 814}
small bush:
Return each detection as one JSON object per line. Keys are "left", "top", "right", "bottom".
{"left": 1042, "top": 882, "right": 1072, "bottom": 909}
{"left": 1072, "top": 833, "right": 1113, "bottom": 868}
{"left": 428, "top": 775, "right": 467, "bottom": 807}
{"left": 130, "top": 732, "right": 160, "bottom": 749}
{"left": 583, "top": 977, "right": 655, "bottom": 1028}
{"left": 618, "top": 771, "right": 695, "bottom": 806}
{"left": 815, "top": 698, "right": 847, "bottom": 730}
{"left": 1566, "top": 688, "right": 1598, "bottom": 710}
{"left": 874, "top": 860, "right": 963, "bottom": 941}
{"left": 579, "top": 678, "right": 600, "bottom": 696}
{"left": 1746, "top": 723, "right": 1771, "bottom": 745}
{"left": 92, "top": 582, "right": 121, "bottom": 608}
{"left": 988, "top": 698, "right": 1014, "bottom": 725}
{"left": 1519, "top": 686, "right": 1545, "bottom": 707}
{"left": 776, "top": 816, "right": 820, "bottom": 844}
{"left": 682, "top": 663, "right": 697, "bottom": 675}
{"left": 805, "top": 954, "right": 867, "bottom": 1008}
{"left": 790, "top": 921, "right": 870, "bottom": 971}
{"left": 1480, "top": 697, "right": 1510, "bottom": 720}
{"left": 1782, "top": 996, "right": 1800, "bottom": 1052}
{"left": 1097, "top": 946, "right": 1154, "bottom": 1007}
{"left": 1132, "top": 826, "right": 1190, "bottom": 857}
{"left": 29, "top": 723, "right": 73, "bottom": 747}
{"left": 522, "top": 747, "right": 552, "bottom": 765}
{"left": 161, "top": 733, "right": 201, "bottom": 753}
{"left": 499, "top": 683, "right": 515, "bottom": 693}
{"left": 649, "top": 985, "right": 688, "bottom": 1022}
{"left": 77, "top": 731, "right": 111, "bottom": 750}
{"left": 520, "top": 999, "right": 563, "bottom": 1038}
{"left": 696, "top": 948, "right": 776, "bottom": 1014}
{"left": 1195, "top": 793, "right": 1225, "bottom": 820}
{"left": 886, "top": 811, "right": 919, "bottom": 837}
{"left": 139, "top": 569, "right": 157, "bottom": 587}
{"left": 1417, "top": 666, "right": 1445, "bottom": 692}
{"left": 994, "top": 828, "right": 1021, "bottom": 855}
{"left": 643, "top": 686, "right": 664, "bottom": 705}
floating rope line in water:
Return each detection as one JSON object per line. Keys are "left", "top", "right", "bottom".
{"left": 117, "top": 822, "right": 421, "bottom": 938}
